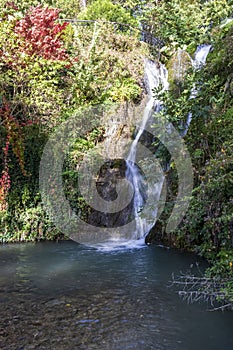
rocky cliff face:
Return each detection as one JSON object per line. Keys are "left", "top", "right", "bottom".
{"left": 167, "top": 48, "right": 192, "bottom": 96}
{"left": 86, "top": 96, "right": 148, "bottom": 228}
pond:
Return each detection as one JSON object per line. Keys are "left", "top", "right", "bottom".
{"left": 0, "top": 241, "right": 233, "bottom": 349}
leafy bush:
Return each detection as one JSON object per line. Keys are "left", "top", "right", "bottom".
{"left": 149, "top": 0, "right": 233, "bottom": 54}
{"left": 78, "top": 0, "right": 138, "bottom": 27}
{"left": 0, "top": 2, "right": 146, "bottom": 241}
{"left": 152, "top": 18, "right": 233, "bottom": 291}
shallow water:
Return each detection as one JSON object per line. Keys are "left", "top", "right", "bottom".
{"left": 0, "top": 241, "right": 233, "bottom": 349}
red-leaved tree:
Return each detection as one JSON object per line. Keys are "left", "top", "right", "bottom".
{"left": 0, "top": 5, "right": 71, "bottom": 210}
{"left": 14, "top": 5, "right": 69, "bottom": 60}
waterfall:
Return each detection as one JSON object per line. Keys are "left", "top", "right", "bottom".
{"left": 125, "top": 45, "right": 211, "bottom": 242}
{"left": 192, "top": 44, "right": 212, "bottom": 69}
{"left": 92, "top": 45, "right": 211, "bottom": 250}
{"left": 126, "top": 59, "right": 169, "bottom": 240}
{"left": 182, "top": 44, "right": 211, "bottom": 136}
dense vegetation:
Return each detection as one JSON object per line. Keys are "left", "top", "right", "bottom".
{"left": 147, "top": 0, "right": 233, "bottom": 308}
{"left": 0, "top": 0, "right": 233, "bottom": 308}
{"left": 0, "top": 0, "right": 147, "bottom": 241}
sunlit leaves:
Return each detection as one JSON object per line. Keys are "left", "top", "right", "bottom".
{"left": 149, "top": 0, "right": 233, "bottom": 50}
{"left": 14, "top": 5, "right": 69, "bottom": 60}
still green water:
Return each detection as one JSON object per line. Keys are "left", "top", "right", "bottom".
{"left": 0, "top": 241, "right": 232, "bottom": 349}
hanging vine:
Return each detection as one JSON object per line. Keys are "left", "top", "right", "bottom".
{"left": 0, "top": 99, "right": 27, "bottom": 210}
{"left": 0, "top": 135, "right": 10, "bottom": 211}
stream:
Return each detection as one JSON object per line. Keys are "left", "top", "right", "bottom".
{"left": 1, "top": 241, "right": 233, "bottom": 350}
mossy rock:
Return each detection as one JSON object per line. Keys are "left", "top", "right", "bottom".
{"left": 167, "top": 48, "right": 192, "bottom": 96}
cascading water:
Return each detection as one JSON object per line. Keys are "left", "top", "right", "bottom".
{"left": 126, "top": 59, "right": 169, "bottom": 240}
{"left": 192, "top": 44, "right": 212, "bottom": 68}
{"left": 182, "top": 44, "right": 211, "bottom": 136}
{"left": 125, "top": 45, "right": 211, "bottom": 243}
{"left": 95, "top": 45, "right": 211, "bottom": 251}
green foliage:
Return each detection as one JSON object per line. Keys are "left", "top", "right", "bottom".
{"left": 154, "top": 18, "right": 233, "bottom": 298}
{"left": 62, "top": 127, "right": 104, "bottom": 220}
{"left": 0, "top": 202, "right": 61, "bottom": 242}
{"left": 206, "top": 249, "right": 233, "bottom": 278}
{"left": 49, "top": 0, "right": 82, "bottom": 17}
{"left": 0, "top": 1, "right": 146, "bottom": 241}
{"left": 78, "top": 0, "right": 138, "bottom": 27}
{"left": 149, "top": 0, "right": 233, "bottom": 57}
{"left": 0, "top": 125, "right": 54, "bottom": 241}
{"left": 65, "top": 22, "right": 144, "bottom": 105}
{"left": 0, "top": 0, "right": 80, "bottom": 17}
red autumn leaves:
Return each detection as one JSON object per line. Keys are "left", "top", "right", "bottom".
{"left": 0, "top": 135, "right": 10, "bottom": 210}
{"left": 1, "top": 5, "right": 70, "bottom": 208}
{"left": 14, "top": 5, "right": 69, "bottom": 61}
